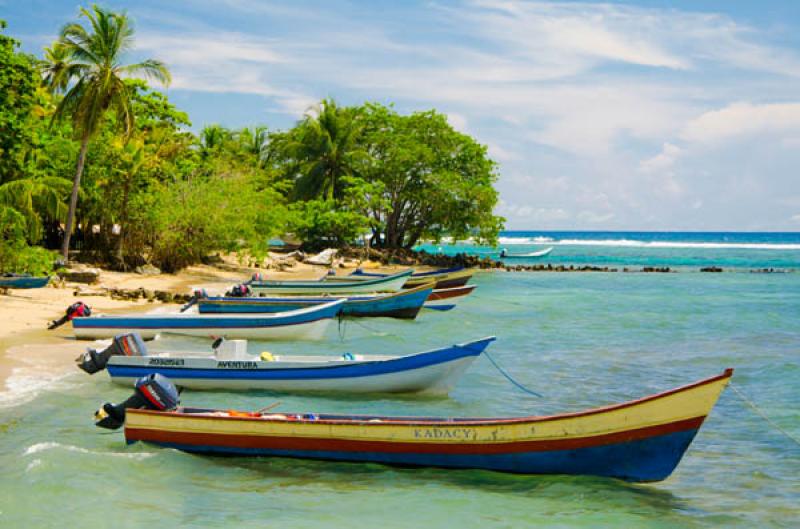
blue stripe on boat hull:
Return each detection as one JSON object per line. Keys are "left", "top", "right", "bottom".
{"left": 136, "top": 428, "right": 699, "bottom": 482}
{"left": 107, "top": 338, "right": 494, "bottom": 381}
{"left": 198, "top": 288, "right": 429, "bottom": 319}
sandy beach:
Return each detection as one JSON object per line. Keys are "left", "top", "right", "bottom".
{"left": 0, "top": 257, "right": 397, "bottom": 406}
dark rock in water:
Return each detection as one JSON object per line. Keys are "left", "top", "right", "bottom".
{"left": 700, "top": 266, "right": 723, "bottom": 273}
{"left": 643, "top": 267, "right": 671, "bottom": 273}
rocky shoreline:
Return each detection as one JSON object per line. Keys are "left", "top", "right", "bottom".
{"left": 338, "top": 247, "right": 795, "bottom": 274}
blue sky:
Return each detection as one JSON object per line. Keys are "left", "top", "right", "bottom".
{"left": 4, "top": 0, "right": 800, "bottom": 231}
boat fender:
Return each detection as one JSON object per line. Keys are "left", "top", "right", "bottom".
{"left": 260, "top": 351, "right": 275, "bottom": 362}
{"left": 94, "top": 373, "right": 179, "bottom": 430}
{"left": 48, "top": 301, "right": 92, "bottom": 329}
{"left": 77, "top": 332, "right": 148, "bottom": 374}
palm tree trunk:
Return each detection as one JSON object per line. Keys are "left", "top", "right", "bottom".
{"left": 61, "top": 133, "right": 90, "bottom": 261}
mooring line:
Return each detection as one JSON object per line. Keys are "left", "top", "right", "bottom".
{"left": 730, "top": 382, "right": 800, "bottom": 447}
{"left": 482, "top": 349, "right": 543, "bottom": 398}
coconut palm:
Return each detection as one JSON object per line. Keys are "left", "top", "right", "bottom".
{"left": 40, "top": 42, "right": 72, "bottom": 93}
{"left": 237, "top": 126, "right": 269, "bottom": 168}
{"left": 46, "top": 4, "right": 171, "bottom": 261}
{"left": 291, "top": 99, "right": 364, "bottom": 200}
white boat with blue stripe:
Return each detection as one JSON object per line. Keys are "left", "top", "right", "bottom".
{"left": 71, "top": 299, "right": 345, "bottom": 340}
{"left": 80, "top": 334, "right": 496, "bottom": 394}
{"left": 247, "top": 269, "right": 413, "bottom": 295}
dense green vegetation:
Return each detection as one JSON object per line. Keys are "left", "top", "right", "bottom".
{"left": 0, "top": 6, "right": 502, "bottom": 274}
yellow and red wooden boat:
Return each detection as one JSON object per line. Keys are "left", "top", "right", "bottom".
{"left": 124, "top": 369, "right": 732, "bottom": 482}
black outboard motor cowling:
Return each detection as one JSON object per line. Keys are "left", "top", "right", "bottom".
{"left": 77, "top": 332, "right": 148, "bottom": 374}
{"left": 225, "top": 283, "right": 251, "bottom": 297}
{"left": 94, "top": 373, "right": 179, "bottom": 430}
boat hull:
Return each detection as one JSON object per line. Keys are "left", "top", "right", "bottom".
{"left": 72, "top": 300, "right": 344, "bottom": 340}
{"left": 341, "top": 267, "right": 473, "bottom": 289}
{"left": 250, "top": 270, "right": 412, "bottom": 295}
{"left": 198, "top": 285, "right": 432, "bottom": 319}
{"left": 106, "top": 337, "right": 494, "bottom": 393}
{"left": 124, "top": 369, "right": 732, "bottom": 482}
{"left": 424, "top": 285, "right": 477, "bottom": 311}
{"left": 0, "top": 276, "right": 50, "bottom": 289}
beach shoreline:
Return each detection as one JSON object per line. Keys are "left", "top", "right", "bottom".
{"left": 0, "top": 257, "right": 402, "bottom": 405}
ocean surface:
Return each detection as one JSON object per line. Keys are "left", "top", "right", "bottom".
{"left": 1, "top": 234, "right": 799, "bottom": 528}
{"left": 416, "top": 231, "right": 800, "bottom": 270}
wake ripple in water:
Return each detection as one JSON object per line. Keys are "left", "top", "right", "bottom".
{"left": 0, "top": 367, "right": 78, "bottom": 410}
{"left": 23, "top": 441, "right": 155, "bottom": 460}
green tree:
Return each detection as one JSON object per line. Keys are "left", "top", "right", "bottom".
{"left": 276, "top": 99, "right": 365, "bottom": 200}
{"left": 0, "top": 20, "right": 39, "bottom": 183}
{"left": 358, "top": 103, "right": 503, "bottom": 248}
{"left": 45, "top": 4, "right": 171, "bottom": 261}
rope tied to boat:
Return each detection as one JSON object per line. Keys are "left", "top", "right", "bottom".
{"left": 729, "top": 382, "right": 800, "bottom": 447}
{"left": 481, "top": 349, "right": 543, "bottom": 398}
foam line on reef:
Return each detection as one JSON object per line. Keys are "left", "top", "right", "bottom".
{"left": 495, "top": 237, "right": 800, "bottom": 250}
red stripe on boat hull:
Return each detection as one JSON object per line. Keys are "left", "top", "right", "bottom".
{"left": 126, "top": 415, "right": 705, "bottom": 455}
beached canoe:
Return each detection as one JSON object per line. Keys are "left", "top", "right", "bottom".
{"left": 198, "top": 284, "right": 432, "bottom": 319}
{"left": 0, "top": 275, "right": 50, "bottom": 289}
{"left": 92, "top": 335, "right": 495, "bottom": 393}
{"left": 424, "top": 284, "right": 477, "bottom": 311}
{"left": 72, "top": 300, "right": 345, "bottom": 340}
{"left": 122, "top": 368, "right": 733, "bottom": 482}
{"left": 336, "top": 266, "right": 474, "bottom": 289}
{"left": 249, "top": 270, "right": 413, "bottom": 295}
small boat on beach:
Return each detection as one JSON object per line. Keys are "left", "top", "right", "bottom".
{"left": 198, "top": 284, "right": 433, "bottom": 319}
{"left": 113, "top": 368, "right": 733, "bottom": 482}
{"left": 336, "top": 266, "right": 474, "bottom": 289}
{"left": 248, "top": 270, "right": 413, "bottom": 295}
{"left": 424, "top": 284, "right": 477, "bottom": 311}
{"left": 500, "top": 247, "right": 553, "bottom": 259}
{"left": 71, "top": 299, "right": 345, "bottom": 340}
{"left": 80, "top": 333, "right": 496, "bottom": 393}
{"left": 0, "top": 274, "right": 50, "bottom": 289}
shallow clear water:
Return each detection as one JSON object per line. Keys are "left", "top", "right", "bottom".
{"left": 1, "top": 270, "right": 799, "bottom": 528}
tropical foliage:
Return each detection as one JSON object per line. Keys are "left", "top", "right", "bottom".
{"left": 0, "top": 7, "right": 502, "bottom": 275}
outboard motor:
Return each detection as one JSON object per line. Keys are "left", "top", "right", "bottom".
{"left": 48, "top": 301, "right": 91, "bottom": 329}
{"left": 180, "top": 288, "right": 208, "bottom": 312}
{"left": 250, "top": 272, "right": 264, "bottom": 283}
{"left": 77, "top": 332, "right": 148, "bottom": 374}
{"left": 225, "top": 283, "right": 251, "bottom": 297}
{"left": 94, "top": 373, "right": 179, "bottom": 430}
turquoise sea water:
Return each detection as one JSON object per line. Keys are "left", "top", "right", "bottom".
{"left": 1, "top": 237, "right": 799, "bottom": 528}
{"left": 417, "top": 231, "right": 800, "bottom": 269}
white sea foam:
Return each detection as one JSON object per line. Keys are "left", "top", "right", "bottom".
{"left": 497, "top": 236, "right": 554, "bottom": 245}
{"left": 23, "top": 442, "right": 155, "bottom": 460}
{"left": 0, "top": 367, "right": 77, "bottom": 410}
{"left": 496, "top": 237, "right": 800, "bottom": 250}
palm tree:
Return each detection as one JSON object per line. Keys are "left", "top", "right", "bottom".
{"left": 45, "top": 4, "right": 170, "bottom": 261}
{"left": 40, "top": 42, "right": 72, "bottom": 93}
{"left": 200, "top": 124, "right": 229, "bottom": 158}
{"left": 237, "top": 126, "right": 269, "bottom": 168}
{"left": 291, "top": 99, "right": 364, "bottom": 201}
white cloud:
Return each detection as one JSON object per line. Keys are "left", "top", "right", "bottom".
{"left": 681, "top": 102, "right": 800, "bottom": 145}
{"left": 640, "top": 143, "right": 682, "bottom": 173}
